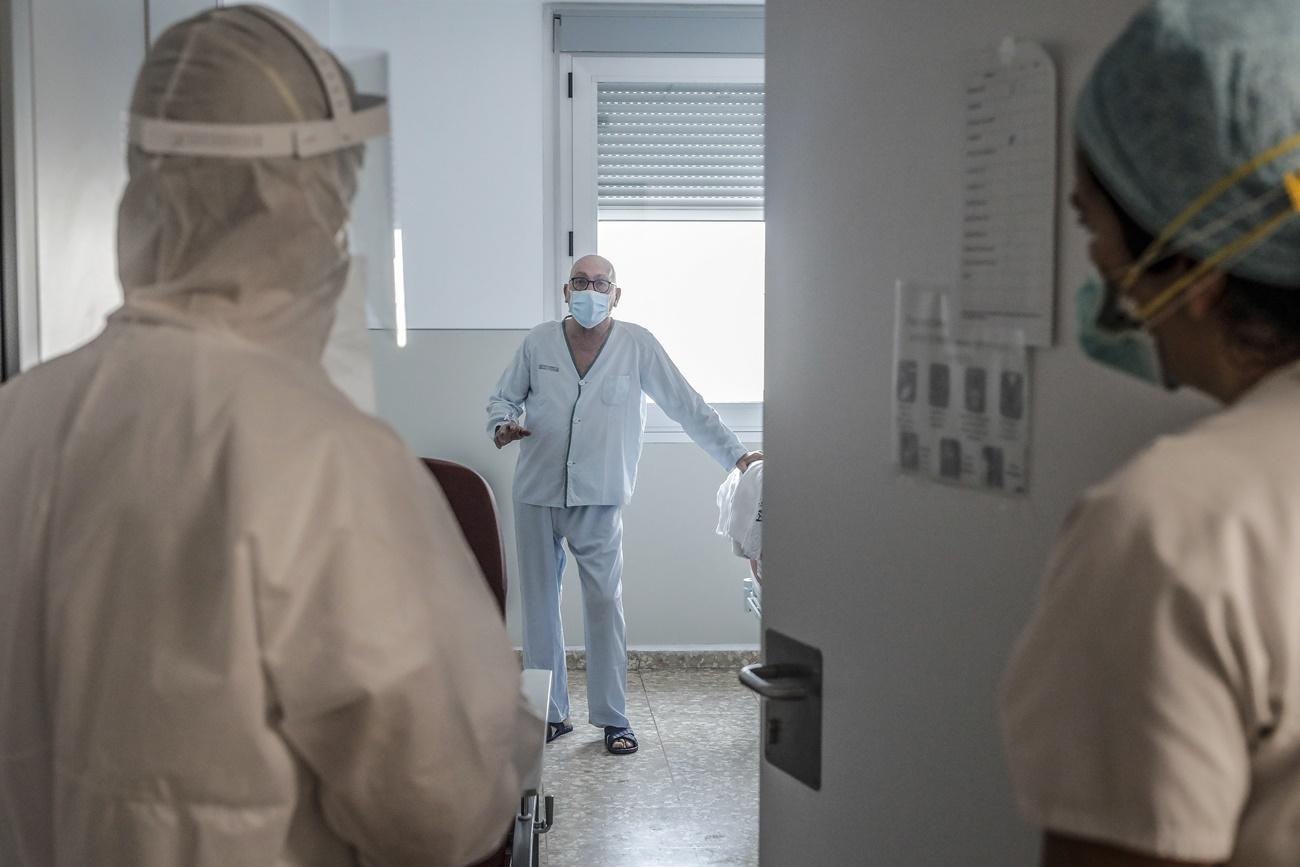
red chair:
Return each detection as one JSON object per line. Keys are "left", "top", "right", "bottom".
{"left": 421, "top": 458, "right": 510, "bottom": 867}
{"left": 422, "top": 458, "right": 507, "bottom": 616}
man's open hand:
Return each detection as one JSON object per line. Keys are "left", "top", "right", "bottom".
{"left": 494, "top": 421, "right": 532, "bottom": 449}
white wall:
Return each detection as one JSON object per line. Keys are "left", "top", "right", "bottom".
{"left": 330, "top": 0, "right": 764, "bottom": 331}
{"left": 761, "top": 1, "right": 1215, "bottom": 863}
{"left": 332, "top": 0, "right": 549, "bottom": 329}
{"left": 28, "top": 1, "right": 143, "bottom": 362}
{"left": 24, "top": 0, "right": 763, "bottom": 349}
{"left": 372, "top": 329, "right": 761, "bottom": 648}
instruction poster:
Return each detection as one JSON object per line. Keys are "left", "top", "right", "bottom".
{"left": 957, "top": 38, "right": 1057, "bottom": 347}
{"left": 893, "top": 282, "right": 1029, "bottom": 494}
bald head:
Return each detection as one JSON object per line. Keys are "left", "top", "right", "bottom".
{"left": 570, "top": 254, "right": 616, "bottom": 284}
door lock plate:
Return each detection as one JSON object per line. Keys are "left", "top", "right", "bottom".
{"left": 758, "top": 628, "right": 822, "bottom": 790}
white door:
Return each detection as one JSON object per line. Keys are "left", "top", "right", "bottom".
{"left": 757, "top": 0, "right": 1204, "bottom": 863}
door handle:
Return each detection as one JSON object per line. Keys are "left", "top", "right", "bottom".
{"left": 739, "top": 663, "right": 813, "bottom": 700}
{"left": 749, "top": 631, "right": 823, "bottom": 790}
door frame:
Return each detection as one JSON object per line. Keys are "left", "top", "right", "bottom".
{"left": 0, "top": 0, "right": 39, "bottom": 380}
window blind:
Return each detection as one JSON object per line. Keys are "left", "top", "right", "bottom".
{"left": 597, "top": 82, "right": 764, "bottom": 216}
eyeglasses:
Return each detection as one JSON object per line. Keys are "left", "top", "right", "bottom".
{"left": 570, "top": 277, "right": 615, "bottom": 294}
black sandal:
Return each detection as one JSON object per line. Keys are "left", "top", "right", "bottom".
{"left": 604, "top": 725, "right": 638, "bottom": 755}
{"left": 547, "top": 720, "right": 573, "bottom": 743}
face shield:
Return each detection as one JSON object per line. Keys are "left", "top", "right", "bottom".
{"left": 124, "top": 5, "right": 401, "bottom": 412}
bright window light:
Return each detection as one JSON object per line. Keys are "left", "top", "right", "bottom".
{"left": 599, "top": 220, "right": 764, "bottom": 403}
{"left": 393, "top": 227, "right": 408, "bottom": 348}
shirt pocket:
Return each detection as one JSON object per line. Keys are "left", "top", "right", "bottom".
{"left": 601, "top": 374, "right": 631, "bottom": 405}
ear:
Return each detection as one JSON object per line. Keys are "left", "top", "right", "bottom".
{"left": 563, "top": 283, "right": 571, "bottom": 305}
{"left": 612, "top": 286, "right": 622, "bottom": 308}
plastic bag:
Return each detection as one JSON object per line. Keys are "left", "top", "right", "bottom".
{"left": 716, "top": 467, "right": 742, "bottom": 538}
{"left": 716, "top": 461, "right": 763, "bottom": 560}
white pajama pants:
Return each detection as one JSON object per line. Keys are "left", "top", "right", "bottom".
{"left": 514, "top": 502, "right": 628, "bottom": 728}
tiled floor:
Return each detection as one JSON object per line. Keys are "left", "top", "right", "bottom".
{"left": 540, "top": 670, "right": 760, "bottom": 867}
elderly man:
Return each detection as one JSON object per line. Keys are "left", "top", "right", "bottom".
{"left": 488, "top": 254, "right": 760, "bottom": 755}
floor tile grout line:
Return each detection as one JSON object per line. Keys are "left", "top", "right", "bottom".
{"left": 639, "top": 670, "right": 680, "bottom": 798}
{"left": 546, "top": 673, "right": 759, "bottom": 867}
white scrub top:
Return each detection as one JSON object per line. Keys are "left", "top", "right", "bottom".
{"left": 1001, "top": 361, "right": 1300, "bottom": 866}
{"left": 0, "top": 319, "right": 533, "bottom": 867}
{"left": 487, "top": 319, "right": 747, "bottom": 507}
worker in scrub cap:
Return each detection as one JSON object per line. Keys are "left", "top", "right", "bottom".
{"left": 0, "top": 7, "right": 535, "bottom": 867}
{"left": 1001, "top": 2, "right": 1300, "bottom": 865}
{"left": 488, "top": 254, "right": 761, "bottom": 755}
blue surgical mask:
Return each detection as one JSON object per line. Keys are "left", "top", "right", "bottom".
{"left": 569, "top": 289, "right": 611, "bottom": 329}
{"left": 1076, "top": 272, "right": 1174, "bottom": 389}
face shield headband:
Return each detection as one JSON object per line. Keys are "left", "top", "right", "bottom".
{"left": 124, "top": 5, "right": 389, "bottom": 159}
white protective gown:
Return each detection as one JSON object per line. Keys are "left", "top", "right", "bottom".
{"left": 0, "top": 8, "right": 533, "bottom": 866}
{"left": 0, "top": 321, "right": 530, "bottom": 867}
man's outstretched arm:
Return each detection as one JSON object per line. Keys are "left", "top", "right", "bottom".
{"left": 639, "top": 333, "right": 753, "bottom": 470}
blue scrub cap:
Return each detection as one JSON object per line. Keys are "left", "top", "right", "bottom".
{"left": 1076, "top": 0, "right": 1300, "bottom": 289}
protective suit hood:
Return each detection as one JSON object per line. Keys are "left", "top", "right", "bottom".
{"left": 113, "top": 6, "right": 363, "bottom": 362}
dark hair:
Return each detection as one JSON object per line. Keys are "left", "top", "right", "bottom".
{"left": 1084, "top": 161, "right": 1300, "bottom": 366}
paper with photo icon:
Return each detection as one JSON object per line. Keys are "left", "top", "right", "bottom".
{"left": 893, "top": 281, "right": 1029, "bottom": 494}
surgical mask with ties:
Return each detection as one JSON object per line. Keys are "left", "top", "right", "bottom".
{"left": 1076, "top": 271, "right": 1175, "bottom": 389}
{"left": 569, "top": 289, "right": 611, "bottom": 329}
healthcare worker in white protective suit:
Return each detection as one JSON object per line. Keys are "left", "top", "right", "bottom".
{"left": 1001, "top": 2, "right": 1300, "bottom": 865}
{"left": 488, "top": 254, "right": 761, "bottom": 755}
{"left": 0, "top": 7, "right": 537, "bottom": 867}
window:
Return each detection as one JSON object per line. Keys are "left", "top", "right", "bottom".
{"left": 560, "top": 53, "right": 765, "bottom": 438}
